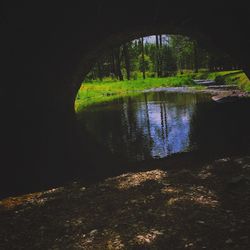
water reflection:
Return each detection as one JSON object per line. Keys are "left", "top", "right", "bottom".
{"left": 78, "top": 92, "right": 220, "bottom": 162}
{"left": 130, "top": 93, "right": 194, "bottom": 158}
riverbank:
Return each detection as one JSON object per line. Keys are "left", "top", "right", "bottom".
{"left": 1, "top": 155, "right": 250, "bottom": 249}
{"left": 75, "top": 70, "right": 250, "bottom": 111}
{"left": 75, "top": 75, "right": 194, "bottom": 111}
{"left": 144, "top": 85, "right": 250, "bottom": 103}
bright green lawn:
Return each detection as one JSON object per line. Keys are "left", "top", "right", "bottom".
{"left": 75, "top": 76, "right": 194, "bottom": 111}
{"left": 75, "top": 70, "right": 250, "bottom": 111}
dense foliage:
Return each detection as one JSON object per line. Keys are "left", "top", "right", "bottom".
{"left": 86, "top": 35, "right": 239, "bottom": 82}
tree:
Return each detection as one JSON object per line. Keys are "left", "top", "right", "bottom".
{"left": 161, "top": 45, "right": 177, "bottom": 76}
{"left": 85, "top": 34, "right": 235, "bottom": 82}
{"left": 114, "top": 47, "right": 123, "bottom": 81}
{"left": 122, "top": 43, "right": 131, "bottom": 80}
{"left": 139, "top": 54, "right": 151, "bottom": 72}
{"left": 97, "top": 61, "right": 103, "bottom": 81}
{"left": 169, "top": 35, "right": 195, "bottom": 72}
{"left": 193, "top": 41, "right": 199, "bottom": 73}
{"left": 140, "top": 37, "right": 146, "bottom": 79}
{"left": 155, "top": 35, "right": 160, "bottom": 77}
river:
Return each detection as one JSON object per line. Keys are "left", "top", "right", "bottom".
{"left": 77, "top": 91, "right": 250, "bottom": 166}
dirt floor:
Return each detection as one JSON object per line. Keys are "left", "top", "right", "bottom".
{"left": 1, "top": 155, "right": 250, "bottom": 249}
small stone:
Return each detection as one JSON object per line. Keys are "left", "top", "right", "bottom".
{"left": 225, "top": 239, "right": 233, "bottom": 244}
{"left": 90, "top": 229, "right": 98, "bottom": 236}
{"left": 197, "top": 220, "right": 205, "bottom": 224}
{"left": 185, "top": 242, "right": 194, "bottom": 247}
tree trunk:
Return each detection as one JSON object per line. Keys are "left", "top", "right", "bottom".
{"left": 97, "top": 62, "right": 103, "bottom": 81}
{"left": 123, "top": 43, "right": 131, "bottom": 80}
{"left": 114, "top": 48, "right": 123, "bottom": 81}
{"left": 111, "top": 50, "right": 116, "bottom": 79}
{"left": 158, "top": 35, "right": 162, "bottom": 76}
{"left": 159, "top": 34, "right": 162, "bottom": 47}
{"left": 141, "top": 37, "right": 146, "bottom": 79}
{"left": 155, "top": 35, "right": 160, "bottom": 77}
{"left": 194, "top": 41, "right": 199, "bottom": 73}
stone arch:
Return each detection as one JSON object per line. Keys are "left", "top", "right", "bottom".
{"left": 1, "top": 4, "right": 250, "bottom": 198}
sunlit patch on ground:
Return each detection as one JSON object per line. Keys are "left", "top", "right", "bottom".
{"left": 161, "top": 186, "right": 182, "bottom": 194}
{"left": 134, "top": 229, "right": 164, "bottom": 245}
{"left": 0, "top": 156, "right": 250, "bottom": 249}
{"left": 0, "top": 192, "right": 43, "bottom": 210}
{"left": 107, "top": 169, "right": 167, "bottom": 190}
{"left": 198, "top": 166, "right": 213, "bottom": 179}
{"left": 0, "top": 187, "right": 64, "bottom": 210}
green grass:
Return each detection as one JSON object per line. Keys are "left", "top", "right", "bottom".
{"left": 75, "top": 70, "right": 250, "bottom": 112}
{"left": 217, "top": 71, "right": 250, "bottom": 91}
{"left": 75, "top": 76, "right": 194, "bottom": 111}
{"left": 184, "top": 70, "right": 242, "bottom": 80}
{"left": 184, "top": 70, "right": 250, "bottom": 89}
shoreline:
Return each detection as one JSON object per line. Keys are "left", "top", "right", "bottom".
{"left": 77, "top": 85, "right": 250, "bottom": 111}
{"left": 143, "top": 85, "right": 250, "bottom": 102}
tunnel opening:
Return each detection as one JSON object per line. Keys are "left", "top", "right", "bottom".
{"left": 2, "top": 5, "right": 250, "bottom": 249}
{"left": 74, "top": 33, "right": 250, "bottom": 185}
{"left": 1, "top": 7, "right": 250, "bottom": 199}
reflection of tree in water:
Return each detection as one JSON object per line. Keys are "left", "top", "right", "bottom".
{"left": 130, "top": 92, "right": 197, "bottom": 160}
{"left": 80, "top": 96, "right": 153, "bottom": 162}
{"left": 80, "top": 92, "right": 242, "bottom": 163}
{"left": 121, "top": 96, "right": 153, "bottom": 161}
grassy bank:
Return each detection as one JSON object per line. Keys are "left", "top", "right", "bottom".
{"left": 75, "top": 70, "right": 250, "bottom": 111}
{"left": 75, "top": 76, "right": 194, "bottom": 111}
{"left": 189, "top": 70, "right": 250, "bottom": 91}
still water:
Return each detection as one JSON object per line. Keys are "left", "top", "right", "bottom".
{"left": 78, "top": 91, "right": 250, "bottom": 163}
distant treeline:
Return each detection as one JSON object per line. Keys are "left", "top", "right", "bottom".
{"left": 86, "top": 35, "right": 240, "bottom": 81}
